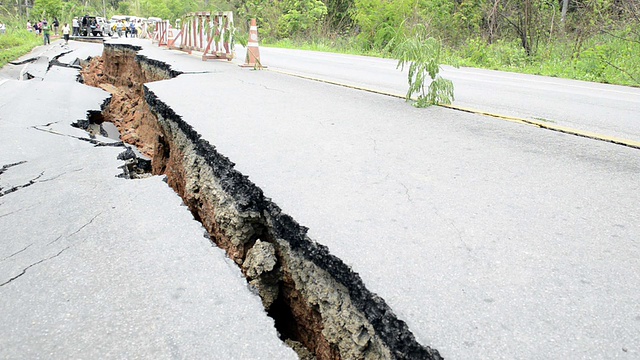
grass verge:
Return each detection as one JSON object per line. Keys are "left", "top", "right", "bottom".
{"left": 264, "top": 31, "right": 640, "bottom": 88}
{"left": 0, "top": 28, "right": 42, "bottom": 69}
{"left": 447, "top": 33, "right": 640, "bottom": 87}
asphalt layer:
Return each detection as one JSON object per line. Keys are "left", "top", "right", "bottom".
{"left": 148, "top": 42, "right": 639, "bottom": 359}
{"left": 1, "top": 38, "right": 638, "bottom": 359}
{"left": 253, "top": 46, "right": 640, "bottom": 146}
{"left": 0, "top": 41, "right": 296, "bottom": 359}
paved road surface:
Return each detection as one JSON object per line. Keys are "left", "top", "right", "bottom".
{"left": 249, "top": 46, "right": 640, "bottom": 144}
{"left": 1, "top": 39, "right": 638, "bottom": 359}
{"left": 0, "top": 41, "right": 296, "bottom": 359}
{"left": 157, "top": 41, "right": 639, "bottom": 359}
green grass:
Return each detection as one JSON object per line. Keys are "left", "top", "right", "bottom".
{"left": 263, "top": 37, "right": 387, "bottom": 58}
{"left": 446, "top": 33, "right": 640, "bottom": 87}
{"left": 263, "top": 31, "right": 640, "bottom": 88}
{"left": 0, "top": 26, "right": 42, "bottom": 69}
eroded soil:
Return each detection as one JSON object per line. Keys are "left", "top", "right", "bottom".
{"left": 81, "top": 43, "right": 443, "bottom": 360}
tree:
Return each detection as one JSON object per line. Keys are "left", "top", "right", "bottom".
{"left": 353, "top": 0, "right": 420, "bottom": 50}
{"left": 32, "top": 0, "right": 62, "bottom": 19}
{"left": 486, "top": 0, "right": 502, "bottom": 44}
{"left": 322, "top": 0, "right": 354, "bottom": 31}
{"left": 140, "top": 0, "right": 171, "bottom": 19}
{"left": 498, "top": 0, "right": 559, "bottom": 56}
{"left": 561, "top": 0, "right": 568, "bottom": 22}
{"left": 277, "top": 0, "right": 327, "bottom": 37}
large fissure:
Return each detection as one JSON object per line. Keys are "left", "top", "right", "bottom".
{"left": 82, "top": 42, "right": 442, "bottom": 360}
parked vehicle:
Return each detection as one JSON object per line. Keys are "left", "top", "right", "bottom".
{"left": 80, "top": 16, "right": 102, "bottom": 36}
{"left": 110, "top": 15, "right": 128, "bottom": 23}
{"left": 97, "top": 16, "right": 112, "bottom": 36}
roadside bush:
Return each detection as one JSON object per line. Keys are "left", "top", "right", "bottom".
{"left": 458, "top": 37, "right": 495, "bottom": 67}
{"left": 276, "top": 0, "right": 327, "bottom": 38}
{"left": 0, "top": 25, "right": 41, "bottom": 68}
{"left": 572, "top": 33, "right": 640, "bottom": 86}
{"left": 575, "top": 44, "right": 609, "bottom": 82}
{"left": 493, "top": 39, "right": 529, "bottom": 68}
{"left": 456, "top": 38, "right": 529, "bottom": 69}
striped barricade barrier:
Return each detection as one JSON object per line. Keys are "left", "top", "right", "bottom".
{"left": 152, "top": 20, "right": 170, "bottom": 46}
{"left": 168, "top": 12, "right": 235, "bottom": 61}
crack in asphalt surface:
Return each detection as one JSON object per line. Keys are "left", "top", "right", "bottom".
{"left": 39, "top": 168, "right": 84, "bottom": 183}
{"left": 31, "top": 125, "right": 124, "bottom": 147}
{"left": 0, "top": 161, "right": 27, "bottom": 176}
{"left": 0, "top": 172, "right": 44, "bottom": 198}
{"left": 47, "top": 213, "right": 103, "bottom": 246}
{"left": 0, "top": 246, "right": 70, "bottom": 287}
{"left": 2, "top": 212, "right": 104, "bottom": 286}
{"left": 1, "top": 244, "right": 33, "bottom": 262}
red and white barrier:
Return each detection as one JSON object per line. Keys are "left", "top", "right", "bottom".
{"left": 166, "top": 12, "right": 235, "bottom": 61}
{"left": 152, "top": 20, "right": 170, "bottom": 46}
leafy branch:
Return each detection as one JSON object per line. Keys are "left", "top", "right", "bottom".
{"left": 392, "top": 24, "right": 454, "bottom": 108}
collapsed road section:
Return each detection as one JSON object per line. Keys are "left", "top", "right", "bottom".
{"left": 82, "top": 43, "right": 442, "bottom": 359}
{"left": 1, "top": 42, "right": 300, "bottom": 358}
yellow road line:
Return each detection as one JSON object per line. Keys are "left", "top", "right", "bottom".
{"left": 440, "top": 104, "right": 533, "bottom": 126}
{"left": 442, "top": 104, "right": 640, "bottom": 149}
{"left": 269, "top": 68, "right": 406, "bottom": 99}
{"left": 269, "top": 68, "right": 640, "bottom": 150}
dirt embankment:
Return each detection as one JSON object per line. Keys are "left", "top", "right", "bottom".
{"left": 82, "top": 43, "right": 442, "bottom": 360}
{"left": 80, "top": 46, "right": 177, "bottom": 157}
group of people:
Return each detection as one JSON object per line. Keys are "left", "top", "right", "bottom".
{"left": 23, "top": 15, "right": 157, "bottom": 46}
{"left": 27, "top": 18, "right": 59, "bottom": 35}
{"left": 71, "top": 15, "right": 98, "bottom": 36}
{"left": 27, "top": 19, "right": 52, "bottom": 45}
{"left": 114, "top": 19, "right": 148, "bottom": 38}
{"left": 26, "top": 18, "right": 70, "bottom": 46}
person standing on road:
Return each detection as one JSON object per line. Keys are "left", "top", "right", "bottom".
{"left": 62, "top": 23, "right": 70, "bottom": 45}
{"left": 140, "top": 20, "right": 148, "bottom": 38}
{"left": 129, "top": 21, "right": 136, "bottom": 38}
{"left": 53, "top": 17, "right": 59, "bottom": 36}
{"left": 81, "top": 15, "right": 88, "bottom": 36}
{"left": 116, "top": 20, "right": 123, "bottom": 37}
{"left": 72, "top": 17, "right": 79, "bottom": 36}
{"left": 124, "top": 19, "right": 130, "bottom": 38}
{"left": 42, "top": 20, "right": 50, "bottom": 45}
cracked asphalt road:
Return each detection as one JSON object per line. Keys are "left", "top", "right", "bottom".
{"left": 0, "top": 42, "right": 296, "bottom": 359}
{"left": 2, "top": 38, "right": 639, "bottom": 359}
{"left": 162, "top": 42, "right": 640, "bottom": 359}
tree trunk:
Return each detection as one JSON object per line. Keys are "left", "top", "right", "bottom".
{"left": 523, "top": 0, "right": 533, "bottom": 56}
{"left": 488, "top": 0, "right": 501, "bottom": 44}
{"left": 561, "top": 0, "right": 569, "bottom": 22}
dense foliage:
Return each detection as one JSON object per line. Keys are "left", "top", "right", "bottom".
{"left": 1, "top": 0, "right": 638, "bottom": 86}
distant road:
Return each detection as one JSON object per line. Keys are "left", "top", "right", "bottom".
{"left": 249, "top": 46, "right": 640, "bottom": 145}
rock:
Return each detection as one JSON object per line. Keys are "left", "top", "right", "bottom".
{"left": 285, "top": 339, "right": 316, "bottom": 360}
{"left": 242, "top": 240, "right": 277, "bottom": 279}
{"left": 242, "top": 240, "right": 280, "bottom": 308}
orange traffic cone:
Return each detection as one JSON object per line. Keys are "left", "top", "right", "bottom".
{"left": 240, "top": 18, "right": 266, "bottom": 69}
